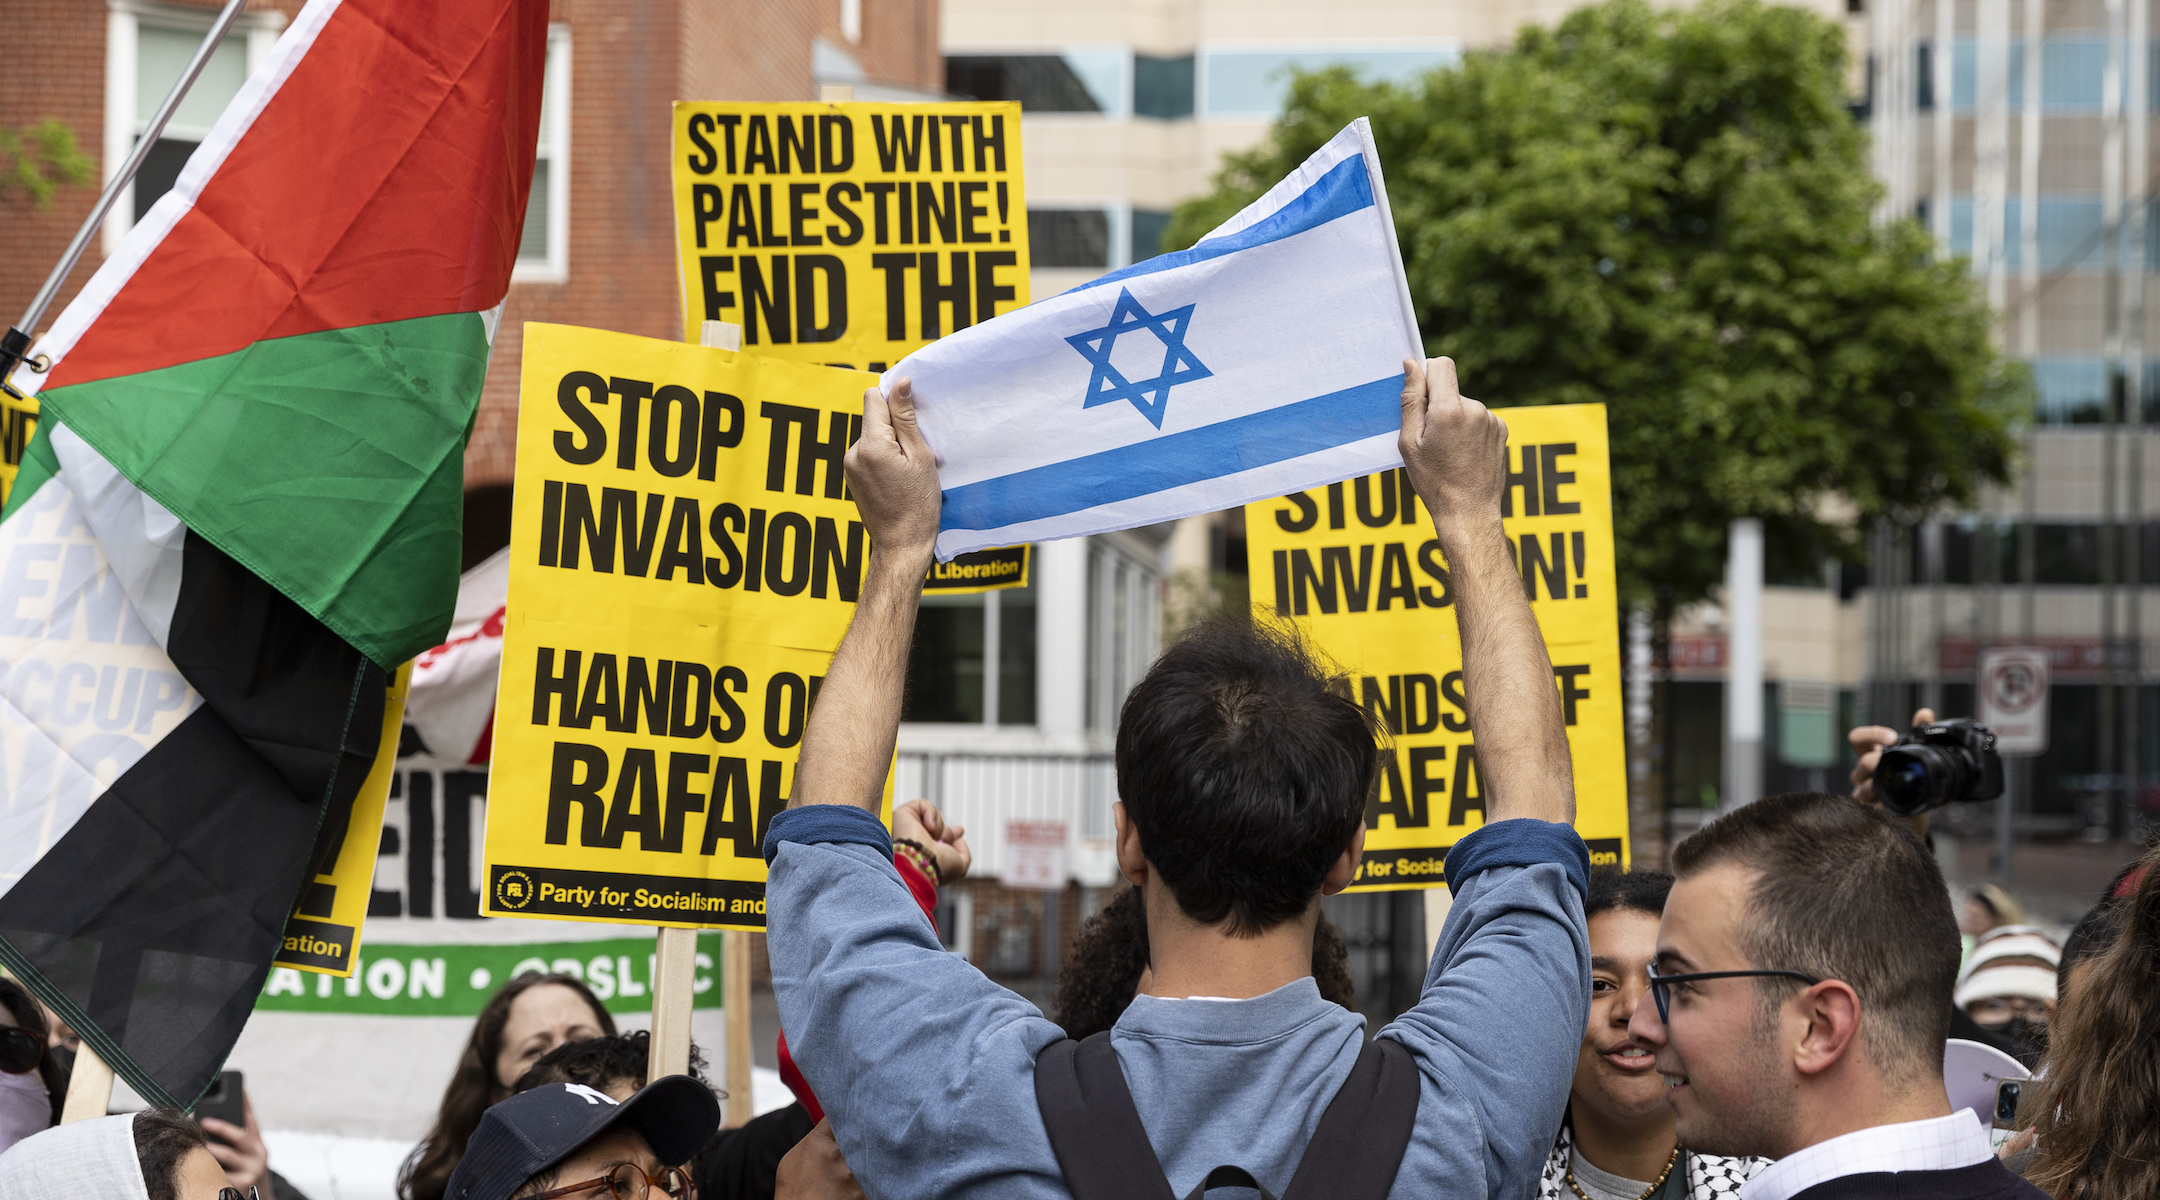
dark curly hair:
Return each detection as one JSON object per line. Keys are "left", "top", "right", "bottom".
{"left": 1116, "top": 620, "right": 1379, "bottom": 935}
{"left": 509, "top": 1030, "right": 711, "bottom": 1096}
{"left": 1585, "top": 868, "right": 1672, "bottom": 921}
{"left": 1053, "top": 886, "right": 1357, "bottom": 1040}
{"left": 132, "top": 1108, "right": 207, "bottom": 1200}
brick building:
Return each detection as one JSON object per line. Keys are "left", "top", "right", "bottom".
{"left": 0, "top": 0, "right": 944, "bottom": 495}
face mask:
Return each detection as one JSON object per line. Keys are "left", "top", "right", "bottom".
{"left": 1995, "top": 1017, "right": 2048, "bottom": 1067}
{"left": 0, "top": 1066, "right": 49, "bottom": 1155}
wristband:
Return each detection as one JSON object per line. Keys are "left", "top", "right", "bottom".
{"left": 893, "top": 837, "right": 942, "bottom": 886}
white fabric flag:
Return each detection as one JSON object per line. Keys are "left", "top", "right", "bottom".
{"left": 886, "top": 118, "right": 1422, "bottom": 561}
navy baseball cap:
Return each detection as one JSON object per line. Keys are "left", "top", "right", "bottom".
{"left": 445, "top": 1077, "right": 720, "bottom": 1200}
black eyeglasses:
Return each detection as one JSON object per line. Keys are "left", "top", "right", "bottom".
{"left": 1646, "top": 967, "right": 1822, "bottom": 1024}
{"left": 0, "top": 1027, "right": 40, "bottom": 1075}
{"left": 219, "top": 1188, "right": 260, "bottom": 1200}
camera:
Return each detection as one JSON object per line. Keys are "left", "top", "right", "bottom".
{"left": 1875, "top": 718, "right": 2003, "bottom": 817}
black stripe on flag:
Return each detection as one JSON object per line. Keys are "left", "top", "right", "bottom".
{"left": 0, "top": 533, "right": 385, "bottom": 1108}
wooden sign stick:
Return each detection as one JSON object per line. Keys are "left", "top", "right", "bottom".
{"left": 60, "top": 1043, "right": 114, "bottom": 1124}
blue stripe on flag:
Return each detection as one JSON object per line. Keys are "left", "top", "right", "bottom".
{"left": 1062, "top": 155, "right": 1377, "bottom": 297}
{"left": 939, "top": 374, "right": 1402, "bottom": 532}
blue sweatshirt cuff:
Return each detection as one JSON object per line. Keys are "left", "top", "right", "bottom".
{"left": 763, "top": 804, "right": 893, "bottom": 864}
{"left": 1443, "top": 819, "right": 1590, "bottom": 901}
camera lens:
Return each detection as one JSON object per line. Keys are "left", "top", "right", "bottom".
{"left": 1877, "top": 744, "right": 1970, "bottom": 817}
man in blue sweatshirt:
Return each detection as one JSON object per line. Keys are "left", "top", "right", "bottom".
{"left": 761, "top": 356, "right": 1592, "bottom": 1199}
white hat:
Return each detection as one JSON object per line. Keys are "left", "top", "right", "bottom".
{"left": 0, "top": 1112, "right": 150, "bottom": 1200}
{"left": 1955, "top": 927, "right": 2061, "bottom": 1009}
{"left": 1961, "top": 929, "right": 2061, "bottom": 978}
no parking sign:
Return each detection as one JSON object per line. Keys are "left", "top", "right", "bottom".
{"left": 1977, "top": 647, "right": 2049, "bottom": 756}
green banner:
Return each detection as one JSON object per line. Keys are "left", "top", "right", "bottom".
{"left": 255, "top": 934, "right": 725, "bottom": 1017}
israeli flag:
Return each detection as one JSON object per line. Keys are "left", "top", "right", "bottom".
{"left": 885, "top": 118, "right": 1424, "bottom": 561}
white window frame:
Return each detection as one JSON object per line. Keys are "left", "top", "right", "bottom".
{"left": 514, "top": 26, "right": 572, "bottom": 284}
{"left": 103, "top": 0, "right": 284, "bottom": 254}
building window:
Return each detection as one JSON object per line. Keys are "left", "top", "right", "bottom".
{"left": 1130, "top": 209, "right": 1172, "bottom": 263}
{"left": 1198, "top": 46, "right": 1457, "bottom": 118}
{"left": 1086, "top": 537, "right": 1161, "bottom": 732}
{"left": 904, "top": 574, "right": 1038, "bottom": 726}
{"left": 1947, "top": 36, "right": 2123, "bottom": 113}
{"left": 1029, "top": 208, "right": 1112, "bottom": 268}
{"left": 515, "top": 27, "right": 571, "bottom": 282}
{"left": 104, "top": 3, "right": 283, "bottom": 249}
{"left": 1946, "top": 197, "right": 2124, "bottom": 276}
{"left": 1134, "top": 55, "right": 1195, "bottom": 119}
{"left": 945, "top": 51, "right": 1130, "bottom": 115}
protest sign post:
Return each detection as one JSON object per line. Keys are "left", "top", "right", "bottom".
{"left": 670, "top": 100, "right": 1030, "bottom": 370}
{"left": 690, "top": 319, "right": 749, "bottom": 1117}
{"left": 60, "top": 1045, "right": 113, "bottom": 1124}
{"left": 1245, "top": 404, "right": 1630, "bottom": 884}
{"left": 483, "top": 323, "right": 894, "bottom": 1119}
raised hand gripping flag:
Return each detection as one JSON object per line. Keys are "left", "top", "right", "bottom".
{"left": 886, "top": 119, "right": 1422, "bottom": 560}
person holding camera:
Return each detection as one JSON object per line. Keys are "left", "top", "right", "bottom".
{"left": 1627, "top": 791, "right": 2047, "bottom": 1200}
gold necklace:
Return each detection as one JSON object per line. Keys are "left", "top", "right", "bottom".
{"left": 1566, "top": 1144, "right": 1682, "bottom": 1200}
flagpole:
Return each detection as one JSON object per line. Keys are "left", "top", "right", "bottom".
{"left": 0, "top": 0, "right": 251, "bottom": 396}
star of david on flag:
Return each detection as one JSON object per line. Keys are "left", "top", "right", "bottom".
{"left": 1066, "top": 290, "right": 1214, "bottom": 429}
{"left": 883, "top": 118, "right": 1423, "bottom": 561}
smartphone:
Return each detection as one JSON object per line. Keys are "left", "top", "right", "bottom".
{"left": 1993, "top": 1079, "right": 2021, "bottom": 1132}
{"left": 193, "top": 1070, "right": 245, "bottom": 1143}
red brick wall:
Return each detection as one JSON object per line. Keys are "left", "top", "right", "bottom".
{"left": 0, "top": 0, "right": 114, "bottom": 332}
{"left": 0, "top": 0, "right": 304, "bottom": 339}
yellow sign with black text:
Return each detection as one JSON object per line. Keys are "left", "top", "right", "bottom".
{"left": 1245, "top": 405, "right": 1627, "bottom": 890}
{"left": 670, "top": 101, "right": 1031, "bottom": 370}
{"left": 276, "top": 662, "right": 411, "bottom": 976}
{"left": 482, "top": 323, "right": 893, "bottom": 931}
{"left": 0, "top": 388, "right": 39, "bottom": 507}
{"left": 924, "top": 545, "right": 1029, "bottom": 594}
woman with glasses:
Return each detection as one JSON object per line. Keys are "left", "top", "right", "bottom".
{"left": 1538, "top": 871, "right": 1766, "bottom": 1200}
{"left": 441, "top": 1077, "right": 718, "bottom": 1200}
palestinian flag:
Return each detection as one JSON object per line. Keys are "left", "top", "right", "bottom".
{"left": 0, "top": 0, "right": 545, "bottom": 1108}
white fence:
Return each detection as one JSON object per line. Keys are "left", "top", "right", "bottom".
{"left": 895, "top": 750, "right": 1118, "bottom": 885}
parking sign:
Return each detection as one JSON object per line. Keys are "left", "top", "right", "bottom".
{"left": 1977, "top": 647, "right": 2050, "bottom": 756}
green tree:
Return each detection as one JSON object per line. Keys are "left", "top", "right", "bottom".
{"left": 1169, "top": 0, "right": 2027, "bottom": 610}
{"left": 0, "top": 118, "right": 95, "bottom": 210}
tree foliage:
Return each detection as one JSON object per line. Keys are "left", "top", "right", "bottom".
{"left": 0, "top": 119, "right": 94, "bottom": 210}
{"left": 1168, "top": 0, "right": 2027, "bottom": 607}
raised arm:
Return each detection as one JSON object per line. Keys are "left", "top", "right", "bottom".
{"left": 788, "top": 378, "right": 942, "bottom": 812}
{"left": 1397, "top": 357, "right": 1575, "bottom": 826}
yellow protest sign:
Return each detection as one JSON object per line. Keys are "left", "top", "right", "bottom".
{"left": 277, "top": 661, "right": 411, "bottom": 976}
{"left": 925, "top": 545, "right": 1029, "bottom": 595}
{"left": 482, "top": 323, "right": 892, "bottom": 931}
{"left": 0, "top": 388, "right": 38, "bottom": 507}
{"left": 671, "top": 101, "right": 1031, "bottom": 370}
{"left": 1245, "top": 404, "right": 1627, "bottom": 890}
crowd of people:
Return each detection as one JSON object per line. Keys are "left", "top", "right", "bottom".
{"left": 2, "top": 359, "right": 2159, "bottom": 1199}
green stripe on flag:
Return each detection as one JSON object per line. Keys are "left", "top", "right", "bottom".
{"left": 257, "top": 934, "right": 729, "bottom": 1017}
{"left": 40, "top": 312, "right": 487, "bottom": 666}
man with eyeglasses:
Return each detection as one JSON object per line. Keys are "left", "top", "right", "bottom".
{"left": 1627, "top": 792, "right": 2046, "bottom": 1200}
{"left": 443, "top": 1078, "right": 718, "bottom": 1200}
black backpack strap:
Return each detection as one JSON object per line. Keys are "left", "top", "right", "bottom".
{"left": 1279, "top": 1036, "right": 1421, "bottom": 1200}
{"left": 1035, "top": 1033, "right": 1178, "bottom": 1200}
{"left": 1184, "top": 1166, "right": 1281, "bottom": 1200}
